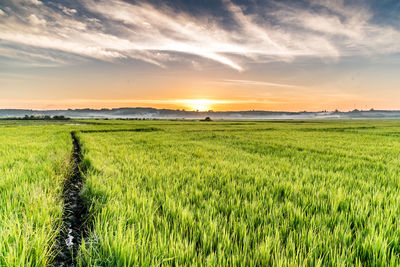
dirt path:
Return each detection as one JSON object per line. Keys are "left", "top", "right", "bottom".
{"left": 53, "top": 132, "right": 89, "bottom": 266}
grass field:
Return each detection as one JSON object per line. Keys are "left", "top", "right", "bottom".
{"left": 0, "top": 124, "right": 71, "bottom": 266}
{"left": 1, "top": 120, "right": 400, "bottom": 265}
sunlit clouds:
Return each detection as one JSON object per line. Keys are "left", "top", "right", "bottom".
{"left": 1, "top": 0, "right": 400, "bottom": 111}
{"left": 1, "top": 0, "right": 400, "bottom": 70}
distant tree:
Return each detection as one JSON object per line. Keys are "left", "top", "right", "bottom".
{"left": 201, "top": 117, "right": 212, "bottom": 122}
{"left": 52, "top": 115, "right": 70, "bottom": 120}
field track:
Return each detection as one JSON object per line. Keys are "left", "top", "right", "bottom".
{"left": 53, "top": 132, "right": 89, "bottom": 266}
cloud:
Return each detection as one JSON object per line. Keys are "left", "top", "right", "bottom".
{"left": 61, "top": 6, "right": 77, "bottom": 16}
{"left": 215, "top": 79, "right": 302, "bottom": 88}
{"left": 0, "top": 44, "right": 70, "bottom": 67}
{"left": 275, "top": 0, "right": 400, "bottom": 55}
{"left": 28, "top": 14, "right": 46, "bottom": 26}
{"left": 0, "top": 0, "right": 400, "bottom": 70}
{"left": 29, "top": 0, "right": 42, "bottom": 5}
{"left": 81, "top": 0, "right": 246, "bottom": 70}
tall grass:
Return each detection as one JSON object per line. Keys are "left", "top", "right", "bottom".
{"left": 2, "top": 119, "right": 400, "bottom": 265}
{"left": 76, "top": 120, "right": 400, "bottom": 266}
{"left": 0, "top": 126, "right": 71, "bottom": 266}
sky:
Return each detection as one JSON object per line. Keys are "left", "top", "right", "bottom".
{"left": 0, "top": 0, "right": 400, "bottom": 111}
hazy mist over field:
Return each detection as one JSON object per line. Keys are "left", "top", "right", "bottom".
{"left": 3, "top": 107, "right": 400, "bottom": 120}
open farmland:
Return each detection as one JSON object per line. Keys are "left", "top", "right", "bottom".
{"left": 76, "top": 120, "right": 400, "bottom": 266}
{"left": 2, "top": 120, "right": 400, "bottom": 265}
{"left": 0, "top": 124, "right": 71, "bottom": 265}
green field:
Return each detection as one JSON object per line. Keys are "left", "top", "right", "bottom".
{"left": 2, "top": 120, "right": 400, "bottom": 266}
{"left": 0, "top": 125, "right": 70, "bottom": 265}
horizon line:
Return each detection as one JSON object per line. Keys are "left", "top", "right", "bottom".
{"left": 0, "top": 107, "right": 393, "bottom": 113}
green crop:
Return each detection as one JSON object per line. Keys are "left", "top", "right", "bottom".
{"left": 75, "top": 120, "right": 400, "bottom": 266}
{"left": 2, "top": 119, "right": 400, "bottom": 266}
{"left": 0, "top": 125, "right": 71, "bottom": 266}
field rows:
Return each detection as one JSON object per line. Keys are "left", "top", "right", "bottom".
{"left": 0, "top": 126, "right": 70, "bottom": 266}
{"left": 1, "top": 120, "right": 400, "bottom": 265}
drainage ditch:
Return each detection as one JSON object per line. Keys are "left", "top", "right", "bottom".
{"left": 53, "top": 132, "right": 89, "bottom": 266}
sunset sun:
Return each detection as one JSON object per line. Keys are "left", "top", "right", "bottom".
{"left": 179, "top": 99, "right": 231, "bottom": 111}
{"left": 184, "top": 99, "right": 213, "bottom": 111}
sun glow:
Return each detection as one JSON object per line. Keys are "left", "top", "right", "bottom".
{"left": 186, "top": 99, "right": 212, "bottom": 111}
{"left": 178, "top": 99, "right": 228, "bottom": 111}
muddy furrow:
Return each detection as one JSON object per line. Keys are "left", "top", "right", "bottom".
{"left": 53, "top": 132, "right": 89, "bottom": 266}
